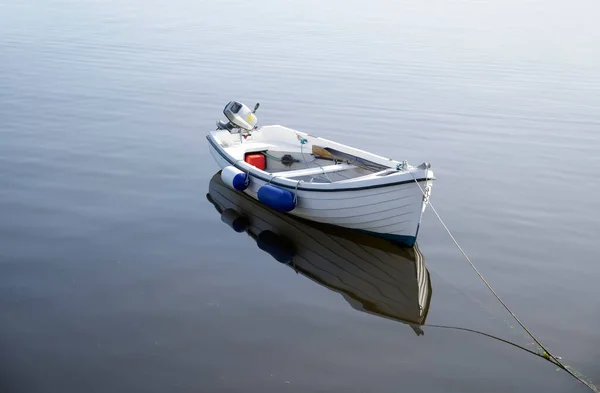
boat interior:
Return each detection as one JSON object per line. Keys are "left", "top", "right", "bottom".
{"left": 215, "top": 129, "right": 398, "bottom": 184}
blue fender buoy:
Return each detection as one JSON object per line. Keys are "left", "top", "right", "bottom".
{"left": 257, "top": 184, "right": 296, "bottom": 212}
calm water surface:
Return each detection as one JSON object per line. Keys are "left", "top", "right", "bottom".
{"left": 1, "top": 0, "right": 599, "bottom": 392}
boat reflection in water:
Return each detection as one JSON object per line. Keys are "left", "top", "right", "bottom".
{"left": 207, "top": 172, "right": 432, "bottom": 335}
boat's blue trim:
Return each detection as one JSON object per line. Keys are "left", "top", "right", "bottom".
{"left": 354, "top": 229, "right": 417, "bottom": 247}
{"left": 207, "top": 135, "right": 433, "bottom": 192}
{"left": 314, "top": 221, "right": 419, "bottom": 248}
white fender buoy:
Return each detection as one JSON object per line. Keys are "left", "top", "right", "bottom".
{"left": 221, "top": 166, "right": 249, "bottom": 191}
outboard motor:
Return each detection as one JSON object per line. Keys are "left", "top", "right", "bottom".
{"left": 216, "top": 101, "right": 260, "bottom": 132}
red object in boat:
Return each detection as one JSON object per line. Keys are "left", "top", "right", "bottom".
{"left": 245, "top": 153, "right": 266, "bottom": 170}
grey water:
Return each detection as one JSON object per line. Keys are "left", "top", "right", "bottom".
{"left": 1, "top": 0, "right": 599, "bottom": 392}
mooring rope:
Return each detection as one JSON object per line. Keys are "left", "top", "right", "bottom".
{"left": 425, "top": 323, "right": 558, "bottom": 362}
{"left": 408, "top": 169, "right": 598, "bottom": 392}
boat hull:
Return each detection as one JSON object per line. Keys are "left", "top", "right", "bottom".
{"left": 208, "top": 142, "right": 431, "bottom": 247}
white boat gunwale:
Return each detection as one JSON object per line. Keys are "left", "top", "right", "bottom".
{"left": 207, "top": 133, "right": 434, "bottom": 192}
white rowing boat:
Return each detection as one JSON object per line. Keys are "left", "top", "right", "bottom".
{"left": 207, "top": 172, "right": 432, "bottom": 332}
{"left": 207, "top": 101, "right": 435, "bottom": 247}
